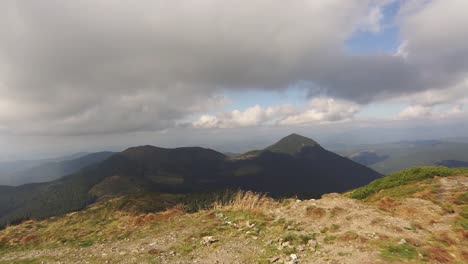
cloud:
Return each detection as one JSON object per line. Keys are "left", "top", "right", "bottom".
{"left": 397, "top": 103, "right": 467, "bottom": 121}
{"left": 278, "top": 98, "right": 361, "bottom": 125}
{"left": 359, "top": 6, "right": 384, "bottom": 33}
{"left": 0, "top": 0, "right": 467, "bottom": 136}
{"left": 397, "top": 105, "right": 432, "bottom": 120}
{"left": 193, "top": 97, "right": 360, "bottom": 128}
{"left": 193, "top": 105, "right": 274, "bottom": 129}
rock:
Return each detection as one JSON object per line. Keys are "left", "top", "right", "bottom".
{"left": 287, "top": 254, "right": 298, "bottom": 264}
{"left": 307, "top": 239, "right": 317, "bottom": 250}
{"left": 201, "top": 236, "right": 218, "bottom": 246}
{"left": 281, "top": 241, "right": 291, "bottom": 247}
{"left": 398, "top": 239, "right": 407, "bottom": 245}
{"left": 297, "top": 245, "right": 305, "bottom": 251}
{"left": 215, "top": 213, "right": 224, "bottom": 218}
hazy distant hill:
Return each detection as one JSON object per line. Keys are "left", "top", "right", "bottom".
{"left": 436, "top": 160, "right": 468, "bottom": 168}
{"left": 0, "top": 152, "right": 115, "bottom": 186}
{"left": 0, "top": 134, "right": 380, "bottom": 228}
{"left": 341, "top": 140, "right": 468, "bottom": 174}
{"left": 0, "top": 153, "right": 91, "bottom": 176}
{"left": 347, "top": 150, "right": 388, "bottom": 166}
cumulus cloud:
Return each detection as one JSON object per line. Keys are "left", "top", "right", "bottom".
{"left": 193, "top": 105, "right": 273, "bottom": 129}
{"left": 393, "top": 77, "right": 468, "bottom": 121}
{"left": 397, "top": 105, "right": 432, "bottom": 120}
{"left": 0, "top": 0, "right": 467, "bottom": 136}
{"left": 279, "top": 98, "right": 360, "bottom": 125}
{"left": 193, "top": 97, "right": 360, "bottom": 128}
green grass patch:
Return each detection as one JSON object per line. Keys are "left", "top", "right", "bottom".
{"left": 350, "top": 166, "right": 468, "bottom": 199}
{"left": 380, "top": 244, "right": 418, "bottom": 261}
{"left": 330, "top": 224, "right": 340, "bottom": 232}
{"left": 455, "top": 192, "right": 468, "bottom": 205}
{"left": 298, "top": 234, "right": 316, "bottom": 244}
{"left": 460, "top": 206, "right": 468, "bottom": 219}
{"left": 77, "top": 239, "right": 95, "bottom": 248}
{"left": 454, "top": 218, "right": 468, "bottom": 230}
{"left": 283, "top": 233, "right": 299, "bottom": 243}
{"left": 369, "top": 184, "right": 424, "bottom": 201}
{"left": 324, "top": 235, "right": 336, "bottom": 244}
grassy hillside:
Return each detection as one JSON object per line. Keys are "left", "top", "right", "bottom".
{"left": 0, "top": 167, "right": 467, "bottom": 263}
{"left": 349, "top": 166, "right": 468, "bottom": 199}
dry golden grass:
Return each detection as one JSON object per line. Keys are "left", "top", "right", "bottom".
{"left": 130, "top": 213, "right": 159, "bottom": 226}
{"left": 19, "top": 234, "right": 39, "bottom": 245}
{"left": 377, "top": 197, "right": 401, "bottom": 211}
{"left": 462, "top": 250, "right": 468, "bottom": 261}
{"left": 212, "top": 191, "right": 277, "bottom": 213}
{"left": 435, "top": 232, "right": 458, "bottom": 246}
{"left": 339, "top": 231, "right": 359, "bottom": 241}
{"left": 424, "top": 246, "right": 453, "bottom": 263}
{"left": 305, "top": 206, "right": 326, "bottom": 219}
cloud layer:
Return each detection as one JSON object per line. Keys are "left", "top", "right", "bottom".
{"left": 0, "top": 0, "right": 467, "bottom": 135}
{"left": 192, "top": 97, "right": 361, "bottom": 129}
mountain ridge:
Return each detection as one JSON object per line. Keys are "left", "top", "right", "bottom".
{"left": 0, "top": 134, "right": 380, "bottom": 228}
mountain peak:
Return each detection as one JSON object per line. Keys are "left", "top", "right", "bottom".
{"left": 265, "top": 133, "right": 321, "bottom": 155}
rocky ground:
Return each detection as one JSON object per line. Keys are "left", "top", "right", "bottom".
{"left": 0, "top": 175, "right": 467, "bottom": 264}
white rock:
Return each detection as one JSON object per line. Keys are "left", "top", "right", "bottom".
{"left": 281, "top": 241, "right": 291, "bottom": 247}
{"left": 201, "top": 236, "right": 218, "bottom": 246}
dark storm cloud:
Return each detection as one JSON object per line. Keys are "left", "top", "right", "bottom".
{"left": 0, "top": 0, "right": 467, "bottom": 135}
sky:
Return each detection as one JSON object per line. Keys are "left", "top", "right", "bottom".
{"left": 1, "top": 0, "right": 468, "bottom": 160}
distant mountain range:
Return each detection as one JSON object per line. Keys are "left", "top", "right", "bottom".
{"left": 0, "top": 152, "right": 90, "bottom": 175}
{"left": 0, "top": 134, "right": 380, "bottom": 228}
{"left": 0, "top": 152, "right": 115, "bottom": 186}
{"left": 339, "top": 140, "right": 468, "bottom": 174}
{"left": 436, "top": 160, "right": 468, "bottom": 167}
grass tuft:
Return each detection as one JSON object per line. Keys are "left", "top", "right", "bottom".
{"left": 212, "top": 191, "right": 276, "bottom": 213}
